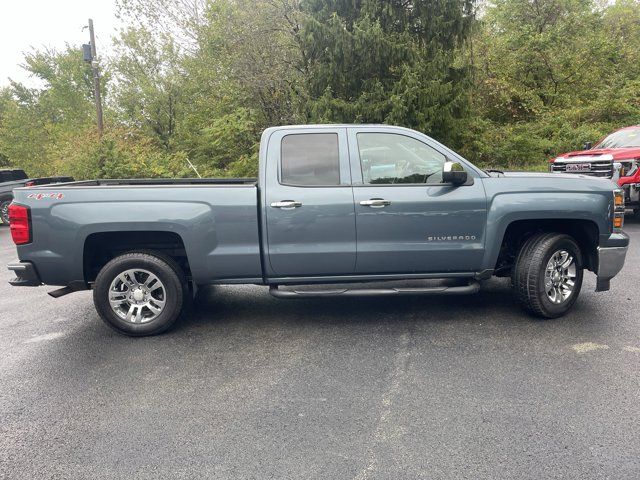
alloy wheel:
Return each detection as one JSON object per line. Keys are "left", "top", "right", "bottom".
{"left": 108, "top": 269, "right": 167, "bottom": 323}
{"left": 544, "top": 250, "right": 576, "bottom": 304}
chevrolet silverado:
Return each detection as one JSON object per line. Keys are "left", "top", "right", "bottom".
{"left": 7, "top": 125, "right": 629, "bottom": 336}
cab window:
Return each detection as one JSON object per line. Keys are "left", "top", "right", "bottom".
{"left": 281, "top": 133, "right": 340, "bottom": 186}
{"left": 357, "top": 133, "right": 446, "bottom": 184}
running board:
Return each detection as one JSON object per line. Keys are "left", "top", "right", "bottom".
{"left": 269, "top": 281, "right": 480, "bottom": 298}
{"left": 48, "top": 282, "right": 89, "bottom": 298}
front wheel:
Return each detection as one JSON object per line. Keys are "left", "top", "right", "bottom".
{"left": 0, "top": 200, "right": 11, "bottom": 225}
{"left": 93, "top": 252, "right": 186, "bottom": 336}
{"left": 512, "top": 233, "right": 584, "bottom": 318}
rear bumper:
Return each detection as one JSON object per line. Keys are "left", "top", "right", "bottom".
{"left": 595, "top": 232, "right": 629, "bottom": 291}
{"left": 7, "top": 261, "right": 42, "bottom": 287}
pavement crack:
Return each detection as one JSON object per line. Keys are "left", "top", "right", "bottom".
{"left": 622, "top": 345, "right": 640, "bottom": 353}
{"left": 353, "top": 330, "right": 411, "bottom": 480}
{"left": 571, "top": 342, "right": 609, "bottom": 354}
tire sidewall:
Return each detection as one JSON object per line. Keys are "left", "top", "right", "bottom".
{"left": 536, "top": 236, "right": 583, "bottom": 317}
{"left": 0, "top": 200, "right": 11, "bottom": 225}
{"left": 94, "top": 255, "right": 184, "bottom": 336}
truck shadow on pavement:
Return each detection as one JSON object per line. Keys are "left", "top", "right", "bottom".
{"left": 172, "top": 276, "right": 605, "bottom": 336}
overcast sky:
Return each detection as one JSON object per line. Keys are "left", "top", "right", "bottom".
{"left": 0, "top": 0, "right": 120, "bottom": 87}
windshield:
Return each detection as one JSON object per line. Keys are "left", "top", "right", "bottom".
{"left": 596, "top": 127, "right": 640, "bottom": 149}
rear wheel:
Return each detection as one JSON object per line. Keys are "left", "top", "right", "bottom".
{"left": 512, "top": 233, "right": 584, "bottom": 318}
{"left": 0, "top": 200, "right": 11, "bottom": 225}
{"left": 93, "top": 252, "right": 186, "bottom": 336}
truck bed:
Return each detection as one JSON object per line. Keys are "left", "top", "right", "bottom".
{"left": 12, "top": 180, "right": 263, "bottom": 286}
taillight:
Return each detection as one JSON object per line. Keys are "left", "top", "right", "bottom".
{"left": 9, "top": 204, "right": 32, "bottom": 245}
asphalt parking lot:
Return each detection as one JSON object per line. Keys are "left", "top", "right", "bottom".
{"left": 1, "top": 222, "right": 639, "bottom": 480}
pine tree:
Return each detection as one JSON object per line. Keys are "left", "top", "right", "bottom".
{"left": 299, "top": 0, "right": 475, "bottom": 145}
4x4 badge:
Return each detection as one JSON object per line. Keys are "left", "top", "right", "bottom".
{"left": 27, "top": 193, "right": 65, "bottom": 200}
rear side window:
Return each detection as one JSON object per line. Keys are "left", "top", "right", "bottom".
{"left": 281, "top": 133, "right": 340, "bottom": 186}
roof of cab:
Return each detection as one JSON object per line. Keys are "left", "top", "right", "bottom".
{"left": 262, "top": 124, "right": 420, "bottom": 135}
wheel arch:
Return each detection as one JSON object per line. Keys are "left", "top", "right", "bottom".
{"left": 83, "top": 231, "right": 192, "bottom": 284}
{"left": 493, "top": 219, "right": 599, "bottom": 276}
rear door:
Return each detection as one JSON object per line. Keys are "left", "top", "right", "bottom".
{"left": 264, "top": 127, "right": 356, "bottom": 277}
{"left": 348, "top": 127, "right": 487, "bottom": 274}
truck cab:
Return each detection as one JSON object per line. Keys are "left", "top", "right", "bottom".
{"left": 261, "top": 125, "right": 488, "bottom": 278}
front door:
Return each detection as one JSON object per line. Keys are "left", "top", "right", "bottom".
{"left": 348, "top": 129, "right": 487, "bottom": 274}
{"left": 265, "top": 128, "right": 356, "bottom": 277}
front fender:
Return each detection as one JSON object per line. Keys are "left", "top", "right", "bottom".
{"left": 482, "top": 192, "right": 611, "bottom": 271}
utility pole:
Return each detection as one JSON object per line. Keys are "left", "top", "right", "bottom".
{"left": 84, "top": 19, "right": 104, "bottom": 137}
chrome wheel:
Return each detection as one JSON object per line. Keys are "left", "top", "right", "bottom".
{"left": 544, "top": 250, "right": 576, "bottom": 304}
{"left": 108, "top": 269, "right": 166, "bottom": 323}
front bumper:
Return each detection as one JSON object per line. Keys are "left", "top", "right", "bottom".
{"left": 595, "top": 232, "right": 629, "bottom": 291}
{"left": 621, "top": 182, "right": 640, "bottom": 207}
{"left": 7, "top": 261, "right": 42, "bottom": 287}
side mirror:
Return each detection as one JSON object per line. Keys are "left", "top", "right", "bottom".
{"left": 442, "top": 161, "right": 468, "bottom": 185}
{"left": 583, "top": 141, "right": 592, "bottom": 150}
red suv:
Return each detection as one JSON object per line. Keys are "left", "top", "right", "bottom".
{"left": 549, "top": 125, "right": 640, "bottom": 214}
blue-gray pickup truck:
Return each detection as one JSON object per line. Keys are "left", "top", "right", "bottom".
{"left": 7, "top": 125, "right": 629, "bottom": 336}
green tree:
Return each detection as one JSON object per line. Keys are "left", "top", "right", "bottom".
{"left": 111, "top": 27, "right": 183, "bottom": 147}
{"left": 299, "top": 0, "right": 476, "bottom": 146}
{"left": 0, "top": 47, "right": 96, "bottom": 176}
{"left": 462, "top": 0, "right": 640, "bottom": 168}
{"left": 475, "top": 0, "right": 607, "bottom": 120}
{"left": 173, "top": 0, "right": 305, "bottom": 175}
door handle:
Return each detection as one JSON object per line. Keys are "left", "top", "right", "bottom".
{"left": 360, "top": 198, "right": 391, "bottom": 208}
{"left": 270, "top": 200, "right": 302, "bottom": 209}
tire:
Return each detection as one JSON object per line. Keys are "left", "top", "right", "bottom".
{"left": 93, "top": 252, "right": 187, "bottom": 336}
{"left": 0, "top": 199, "right": 11, "bottom": 225}
{"left": 512, "top": 233, "right": 584, "bottom": 319}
